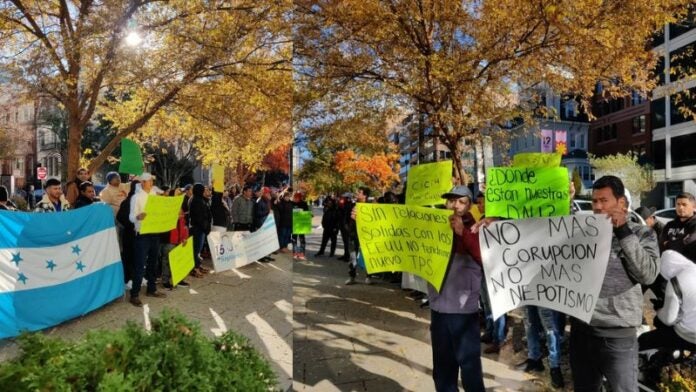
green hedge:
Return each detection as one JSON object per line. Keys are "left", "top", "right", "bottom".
{"left": 0, "top": 309, "right": 277, "bottom": 391}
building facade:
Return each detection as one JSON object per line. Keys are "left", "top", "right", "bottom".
{"left": 0, "top": 87, "right": 38, "bottom": 194}
{"left": 650, "top": 13, "right": 696, "bottom": 207}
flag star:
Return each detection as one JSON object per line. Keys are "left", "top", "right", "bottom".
{"left": 17, "top": 272, "right": 28, "bottom": 284}
{"left": 46, "top": 260, "right": 57, "bottom": 271}
{"left": 75, "top": 261, "right": 86, "bottom": 272}
{"left": 11, "top": 252, "right": 22, "bottom": 266}
{"left": 71, "top": 245, "right": 82, "bottom": 256}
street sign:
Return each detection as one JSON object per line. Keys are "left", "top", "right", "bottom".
{"left": 37, "top": 167, "right": 47, "bottom": 180}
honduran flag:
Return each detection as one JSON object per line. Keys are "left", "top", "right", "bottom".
{"left": 0, "top": 203, "right": 124, "bottom": 339}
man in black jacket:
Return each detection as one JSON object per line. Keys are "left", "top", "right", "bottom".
{"left": 316, "top": 197, "right": 339, "bottom": 257}
{"left": 189, "top": 183, "right": 212, "bottom": 276}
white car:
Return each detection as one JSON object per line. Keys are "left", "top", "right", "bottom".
{"left": 654, "top": 208, "right": 677, "bottom": 226}
{"left": 574, "top": 200, "right": 646, "bottom": 225}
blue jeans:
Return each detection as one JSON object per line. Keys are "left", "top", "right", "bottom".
{"left": 279, "top": 226, "right": 292, "bottom": 249}
{"left": 525, "top": 306, "right": 563, "bottom": 368}
{"left": 191, "top": 227, "right": 206, "bottom": 268}
{"left": 131, "top": 234, "right": 160, "bottom": 297}
{"left": 430, "top": 311, "right": 485, "bottom": 392}
{"left": 480, "top": 277, "right": 506, "bottom": 344}
{"left": 292, "top": 234, "right": 305, "bottom": 253}
{"left": 570, "top": 323, "right": 638, "bottom": 392}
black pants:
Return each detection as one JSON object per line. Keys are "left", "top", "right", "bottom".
{"left": 120, "top": 228, "right": 135, "bottom": 283}
{"left": 318, "top": 228, "right": 337, "bottom": 255}
{"left": 639, "top": 325, "right": 696, "bottom": 352}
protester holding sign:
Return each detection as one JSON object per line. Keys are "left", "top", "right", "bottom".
{"left": 128, "top": 173, "right": 167, "bottom": 306}
{"left": 570, "top": 175, "right": 659, "bottom": 392}
{"left": 292, "top": 191, "right": 310, "bottom": 261}
{"left": 428, "top": 185, "right": 485, "bottom": 392}
{"left": 346, "top": 187, "right": 372, "bottom": 285}
{"left": 162, "top": 202, "right": 191, "bottom": 289}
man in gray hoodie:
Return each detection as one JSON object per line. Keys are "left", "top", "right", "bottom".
{"left": 570, "top": 175, "right": 659, "bottom": 392}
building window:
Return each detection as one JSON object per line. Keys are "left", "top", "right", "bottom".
{"left": 669, "top": 7, "right": 696, "bottom": 40}
{"left": 632, "top": 115, "right": 646, "bottom": 134}
{"left": 670, "top": 86, "right": 696, "bottom": 126}
{"left": 651, "top": 98, "right": 666, "bottom": 129}
{"left": 670, "top": 41, "right": 696, "bottom": 82}
{"left": 569, "top": 132, "right": 576, "bottom": 148}
{"left": 579, "top": 133, "right": 585, "bottom": 149}
{"left": 631, "top": 91, "right": 644, "bottom": 106}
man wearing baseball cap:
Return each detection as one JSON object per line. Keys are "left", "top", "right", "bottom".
{"left": 428, "top": 185, "right": 485, "bottom": 391}
{"left": 128, "top": 172, "right": 167, "bottom": 306}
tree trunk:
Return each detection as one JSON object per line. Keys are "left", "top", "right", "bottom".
{"left": 66, "top": 112, "right": 83, "bottom": 181}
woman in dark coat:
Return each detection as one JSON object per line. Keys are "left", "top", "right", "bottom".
{"left": 316, "top": 197, "right": 339, "bottom": 257}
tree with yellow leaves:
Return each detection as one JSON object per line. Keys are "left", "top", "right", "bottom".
{"left": 334, "top": 150, "right": 400, "bottom": 193}
{"left": 0, "top": 1, "right": 291, "bottom": 179}
{"left": 294, "top": 0, "right": 692, "bottom": 181}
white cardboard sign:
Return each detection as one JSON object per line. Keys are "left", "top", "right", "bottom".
{"left": 208, "top": 215, "right": 280, "bottom": 272}
{"left": 479, "top": 214, "right": 612, "bottom": 323}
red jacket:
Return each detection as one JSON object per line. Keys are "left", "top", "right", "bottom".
{"left": 454, "top": 212, "right": 481, "bottom": 265}
{"left": 169, "top": 215, "right": 189, "bottom": 245}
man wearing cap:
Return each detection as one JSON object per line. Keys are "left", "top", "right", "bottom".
{"left": 35, "top": 178, "right": 71, "bottom": 212}
{"left": 128, "top": 173, "right": 167, "bottom": 306}
{"left": 428, "top": 185, "right": 485, "bottom": 391}
{"left": 636, "top": 206, "right": 664, "bottom": 241}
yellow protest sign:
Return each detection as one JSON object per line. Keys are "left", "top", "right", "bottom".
{"left": 512, "top": 152, "right": 561, "bottom": 168}
{"left": 169, "top": 237, "right": 194, "bottom": 286}
{"left": 139, "top": 195, "right": 185, "bottom": 234}
{"left": 212, "top": 164, "right": 225, "bottom": 191}
{"left": 405, "top": 161, "right": 453, "bottom": 206}
{"left": 356, "top": 203, "right": 453, "bottom": 291}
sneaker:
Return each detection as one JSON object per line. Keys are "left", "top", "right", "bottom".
{"left": 345, "top": 277, "right": 356, "bottom": 285}
{"left": 163, "top": 282, "right": 173, "bottom": 290}
{"left": 298, "top": 253, "right": 307, "bottom": 261}
{"left": 550, "top": 367, "right": 564, "bottom": 388}
{"left": 483, "top": 343, "right": 500, "bottom": 354}
{"left": 364, "top": 277, "right": 372, "bottom": 285}
{"left": 279, "top": 248, "right": 291, "bottom": 253}
{"left": 293, "top": 253, "right": 299, "bottom": 259}
{"left": 146, "top": 291, "right": 166, "bottom": 298}
{"left": 178, "top": 280, "right": 190, "bottom": 287}
{"left": 315, "top": 252, "right": 324, "bottom": 257}
{"left": 129, "top": 297, "right": 143, "bottom": 307}
{"left": 516, "top": 358, "right": 544, "bottom": 373}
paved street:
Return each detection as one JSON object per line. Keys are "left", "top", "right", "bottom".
{"left": 0, "top": 254, "right": 293, "bottom": 392}
{"left": 293, "top": 209, "right": 543, "bottom": 391}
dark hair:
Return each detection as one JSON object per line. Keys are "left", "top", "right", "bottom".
{"left": 476, "top": 191, "right": 484, "bottom": 201}
{"left": 382, "top": 191, "right": 398, "bottom": 204}
{"left": 0, "top": 185, "right": 7, "bottom": 202}
{"left": 358, "top": 186, "right": 371, "bottom": 198}
{"left": 592, "top": 175, "right": 625, "bottom": 200}
{"left": 676, "top": 192, "right": 696, "bottom": 203}
{"left": 45, "top": 178, "right": 61, "bottom": 188}
{"left": 168, "top": 189, "right": 176, "bottom": 196}
{"left": 127, "top": 180, "right": 140, "bottom": 198}
{"left": 243, "top": 185, "right": 253, "bottom": 192}
{"left": 78, "top": 181, "right": 94, "bottom": 193}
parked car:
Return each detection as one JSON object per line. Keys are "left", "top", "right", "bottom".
{"left": 573, "top": 200, "right": 593, "bottom": 214}
{"left": 653, "top": 208, "right": 677, "bottom": 226}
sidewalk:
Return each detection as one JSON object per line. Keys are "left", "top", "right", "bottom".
{"left": 0, "top": 254, "right": 293, "bottom": 391}
{"left": 293, "top": 210, "right": 542, "bottom": 391}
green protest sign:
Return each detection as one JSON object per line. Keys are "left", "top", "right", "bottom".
{"left": 293, "top": 210, "right": 312, "bottom": 234}
{"left": 169, "top": 238, "right": 194, "bottom": 286}
{"left": 139, "top": 195, "right": 185, "bottom": 234}
{"left": 512, "top": 152, "right": 561, "bottom": 168}
{"left": 119, "top": 138, "right": 144, "bottom": 175}
{"left": 485, "top": 167, "right": 569, "bottom": 219}
{"left": 405, "top": 161, "right": 453, "bottom": 206}
{"left": 356, "top": 203, "right": 453, "bottom": 292}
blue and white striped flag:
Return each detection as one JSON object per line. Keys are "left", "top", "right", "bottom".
{"left": 0, "top": 203, "right": 124, "bottom": 338}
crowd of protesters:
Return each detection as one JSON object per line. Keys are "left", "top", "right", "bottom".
{"left": 0, "top": 168, "right": 297, "bottom": 308}
{"left": 311, "top": 176, "right": 696, "bottom": 392}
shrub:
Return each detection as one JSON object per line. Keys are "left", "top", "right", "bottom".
{"left": 0, "top": 309, "right": 277, "bottom": 391}
{"left": 658, "top": 360, "right": 696, "bottom": 392}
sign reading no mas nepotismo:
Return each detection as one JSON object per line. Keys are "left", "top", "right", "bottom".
{"left": 356, "top": 203, "right": 453, "bottom": 292}
{"left": 485, "top": 167, "right": 569, "bottom": 219}
{"left": 479, "top": 214, "right": 612, "bottom": 323}
{"left": 405, "top": 161, "right": 453, "bottom": 206}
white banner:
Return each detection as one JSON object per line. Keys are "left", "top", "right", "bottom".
{"left": 479, "top": 214, "right": 612, "bottom": 323}
{"left": 207, "top": 215, "right": 280, "bottom": 272}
